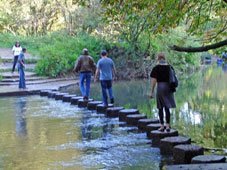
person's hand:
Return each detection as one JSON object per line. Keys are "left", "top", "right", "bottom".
{"left": 150, "top": 92, "right": 154, "bottom": 99}
{"left": 94, "top": 77, "right": 97, "bottom": 83}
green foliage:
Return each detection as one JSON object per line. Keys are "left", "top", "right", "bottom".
{"left": 100, "top": 0, "right": 227, "bottom": 43}
{"left": 35, "top": 33, "right": 110, "bottom": 77}
{"left": 147, "top": 27, "right": 201, "bottom": 72}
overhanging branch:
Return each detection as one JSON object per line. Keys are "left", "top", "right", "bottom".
{"left": 170, "top": 39, "right": 227, "bottom": 52}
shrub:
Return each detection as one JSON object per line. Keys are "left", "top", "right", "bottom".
{"left": 35, "top": 33, "right": 110, "bottom": 77}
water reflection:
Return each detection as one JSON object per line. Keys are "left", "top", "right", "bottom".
{"left": 15, "top": 97, "right": 27, "bottom": 136}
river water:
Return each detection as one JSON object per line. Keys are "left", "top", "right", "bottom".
{"left": 0, "top": 65, "right": 226, "bottom": 169}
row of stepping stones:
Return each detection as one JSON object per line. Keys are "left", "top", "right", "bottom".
{"left": 40, "top": 90, "right": 226, "bottom": 165}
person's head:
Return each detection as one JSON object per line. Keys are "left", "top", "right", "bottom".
{"left": 22, "top": 48, "right": 27, "bottom": 53}
{"left": 15, "top": 41, "right": 20, "bottom": 47}
{"left": 82, "top": 48, "right": 89, "bottom": 55}
{"left": 157, "top": 53, "right": 166, "bottom": 61}
{"left": 101, "top": 50, "right": 107, "bottom": 57}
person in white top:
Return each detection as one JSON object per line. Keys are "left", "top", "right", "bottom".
{"left": 12, "top": 41, "right": 22, "bottom": 73}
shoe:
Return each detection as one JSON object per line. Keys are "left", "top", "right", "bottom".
{"left": 166, "top": 127, "right": 170, "bottom": 132}
{"left": 166, "top": 124, "right": 171, "bottom": 132}
{"left": 83, "top": 96, "right": 88, "bottom": 101}
{"left": 158, "top": 126, "right": 165, "bottom": 132}
{"left": 110, "top": 98, "right": 114, "bottom": 104}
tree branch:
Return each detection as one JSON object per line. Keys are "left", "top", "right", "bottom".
{"left": 170, "top": 39, "right": 227, "bottom": 52}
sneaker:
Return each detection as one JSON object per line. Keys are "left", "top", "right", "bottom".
{"left": 110, "top": 98, "right": 114, "bottom": 104}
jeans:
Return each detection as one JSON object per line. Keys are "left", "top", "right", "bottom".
{"left": 18, "top": 67, "right": 26, "bottom": 89}
{"left": 100, "top": 80, "right": 113, "bottom": 106}
{"left": 12, "top": 55, "right": 19, "bottom": 72}
{"left": 79, "top": 72, "right": 92, "bottom": 97}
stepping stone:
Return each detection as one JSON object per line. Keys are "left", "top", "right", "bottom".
{"left": 118, "top": 109, "right": 139, "bottom": 121}
{"left": 165, "top": 163, "right": 227, "bottom": 170}
{"left": 96, "top": 104, "right": 114, "bottom": 113}
{"left": 55, "top": 93, "right": 68, "bottom": 100}
{"left": 40, "top": 90, "right": 50, "bottom": 96}
{"left": 191, "top": 155, "right": 226, "bottom": 164}
{"left": 160, "top": 136, "right": 191, "bottom": 155}
{"left": 138, "top": 118, "right": 159, "bottom": 131}
{"left": 62, "top": 94, "right": 77, "bottom": 102}
{"left": 106, "top": 107, "right": 124, "bottom": 117}
{"left": 146, "top": 123, "right": 165, "bottom": 137}
{"left": 70, "top": 96, "right": 83, "bottom": 105}
{"left": 78, "top": 99, "right": 93, "bottom": 108}
{"left": 126, "top": 114, "right": 147, "bottom": 126}
{"left": 48, "top": 91, "right": 59, "bottom": 98}
{"left": 87, "top": 101, "right": 103, "bottom": 110}
{"left": 173, "top": 144, "right": 204, "bottom": 164}
{"left": 148, "top": 129, "right": 178, "bottom": 147}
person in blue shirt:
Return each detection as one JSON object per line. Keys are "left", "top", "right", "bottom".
{"left": 18, "top": 48, "right": 27, "bottom": 89}
{"left": 95, "top": 50, "right": 116, "bottom": 106}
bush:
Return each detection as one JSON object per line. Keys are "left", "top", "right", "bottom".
{"left": 35, "top": 33, "right": 111, "bottom": 77}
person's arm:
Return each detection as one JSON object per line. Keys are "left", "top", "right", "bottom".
{"left": 18, "top": 55, "right": 25, "bottom": 68}
{"left": 73, "top": 57, "right": 81, "bottom": 72}
{"left": 94, "top": 68, "right": 100, "bottom": 82}
{"left": 112, "top": 64, "right": 117, "bottom": 80}
{"left": 89, "top": 57, "right": 96, "bottom": 73}
{"left": 150, "top": 78, "right": 157, "bottom": 98}
{"left": 12, "top": 46, "right": 15, "bottom": 55}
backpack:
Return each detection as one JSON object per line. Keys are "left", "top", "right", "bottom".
{"left": 169, "top": 66, "right": 178, "bottom": 92}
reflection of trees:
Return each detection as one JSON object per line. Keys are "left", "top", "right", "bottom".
{"left": 174, "top": 66, "right": 227, "bottom": 149}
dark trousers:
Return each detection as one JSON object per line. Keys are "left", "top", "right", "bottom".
{"left": 158, "top": 107, "right": 170, "bottom": 124}
{"left": 12, "top": 55, "right": 19, "bottom": 72}
{"left": 100, "top": 80, "right": 113, "bottom": 106}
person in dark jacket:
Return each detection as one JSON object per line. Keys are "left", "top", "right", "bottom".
{"left": 74, "top": 48, "right": 96, "bottom": 100}
{"left": 150, "top": 53, "right": 176, "bottom": 132}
